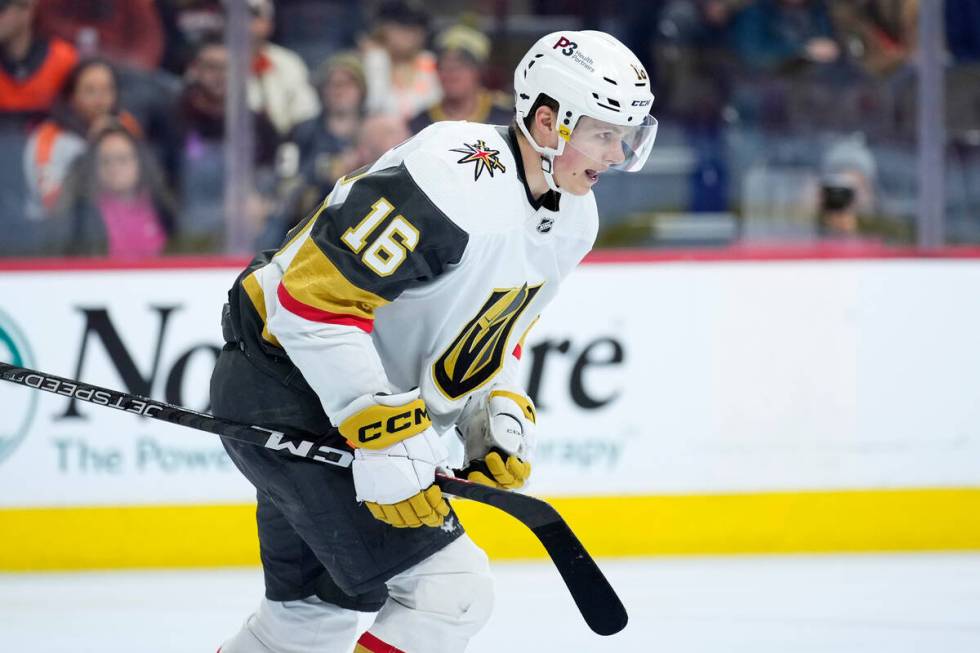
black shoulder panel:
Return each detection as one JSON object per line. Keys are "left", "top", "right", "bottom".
{"left": 309, "top": 163, "right": 469, "bottom": 302}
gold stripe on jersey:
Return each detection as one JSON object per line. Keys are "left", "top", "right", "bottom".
{"left": 517, "top": 315, "right": 539, "bottom": 352}
{"left": 339, "top": 165, "right": 370, "bottom": 186}
{"left": 241, "top": 271, "right": 281, "bottom": 347}
{"left": 281, "top": 235, "right": 389, "bottom": 320}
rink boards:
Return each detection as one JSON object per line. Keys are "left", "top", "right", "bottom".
{"left": 1, "top": 253, "right": 979, "bottom": 569}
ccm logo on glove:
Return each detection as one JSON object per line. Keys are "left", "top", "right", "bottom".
{"left": 339, "top": 398, "right": 431, "bottom": 449}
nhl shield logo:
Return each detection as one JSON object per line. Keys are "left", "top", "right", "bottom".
{"left": 433, "top": 283, "right": 543, "bottom": 399}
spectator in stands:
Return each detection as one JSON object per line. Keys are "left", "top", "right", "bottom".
{"left": 35, "top": 0, "right": 164, "bottom": 71}
{"left": 158, "top": 0, "right": 225, "bottom": 75}
{"left": 54, "top": 123, "right": 175, "bottom": 257}
{"left": 258, "top": 113, "right": 409, "bottom": 251}
{"left": 255, "top": 112, "right": 410, "bottom": 251}
{"left": 730, "top": 0, "right": 841, "bottom": 73}
{"left": 0, "top": 0, "right": 77, "bottom": 122}
{"left": 653, "top": 2, "right": 741, "bottom": 212}
{"left": 177, "top": 34, "right": 280, "bottom": 248}
{"left": 816, "top": 133, "right": 878, "bottom": 239}
{"left": 347, "top": 113, "right": 410, "bottom": 171}
{"left": 271, "top": 51, "right": 367, "bottom": 220}
{"left": 0, "top": 0, "right": 77, "bottom": 246}
{"left": 291, "top": 51, "right": 367, "bottom": 191}
{"left": 829, "top": 0, "right": 918, "bottom": 77}
{"left": 362, "top": 0, "right": 441, "bottom": 120}
{"left": 23, "top": 58, "right": 142, "bottom": 220}
{"left": 943, "top": 0, "right": 980, "bottom": 139}
{"left": 255, "top": 51, "right": 370, "bottom": 250}
{"left": 945, "top": 0, "right": 980, "bottom": 141}
{"left": 408, "top": 24, "right": 512, "bottom": 134}
{"left": 244, "top": 0, "right": 320, "bottom": 136}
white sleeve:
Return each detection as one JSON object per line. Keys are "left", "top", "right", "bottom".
{"left": 267, "top": 308, "right": 392, "bottom": 418}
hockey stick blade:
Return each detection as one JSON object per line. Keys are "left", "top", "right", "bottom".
{"left": 436, "top": 474, "right": 628, "bottom": 636}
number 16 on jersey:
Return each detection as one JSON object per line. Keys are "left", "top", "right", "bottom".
{"left": 341, "top": 198, "right": 420, "bottom": 277}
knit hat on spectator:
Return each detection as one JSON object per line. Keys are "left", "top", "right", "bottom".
{"left": 435, "top": 25, "right": 490, "bottom": 65}
{"left": 313, "top": 51, "right": 367, "bottom": 97}
{"left": 822, "top": 134, "right": 877, "bottom": 182}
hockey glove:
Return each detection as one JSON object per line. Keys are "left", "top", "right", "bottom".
{"left": 455, "top": 387, "right": 536, "bottom": 490}
{"left": 336, "top": 389, "right": 450, "bottom": 528}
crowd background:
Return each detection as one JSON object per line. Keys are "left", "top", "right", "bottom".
{"left": 0, "top": 0, "right": 977, "bottom": 258}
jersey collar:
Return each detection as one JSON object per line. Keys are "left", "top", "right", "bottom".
{"left": 496, "top": 124, "right": 561, "bottom": 213}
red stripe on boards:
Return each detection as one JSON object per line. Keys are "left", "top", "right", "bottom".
{"left": 276, "top": 282, "right": 374, "bottom": 333}
{"left": 357, "top": 631, "right": 406, "bottom": 653}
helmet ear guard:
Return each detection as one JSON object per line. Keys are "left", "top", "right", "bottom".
{"left": 516, "top": 94, "right": 573, "bottom": 193}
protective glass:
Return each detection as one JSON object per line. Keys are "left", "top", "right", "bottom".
{"left": 566, "top": 114, "right": 658, "bottom": 172}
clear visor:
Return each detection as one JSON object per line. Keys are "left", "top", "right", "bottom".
{"left": 564, "top": 114, "right": 658, "bottom": 173}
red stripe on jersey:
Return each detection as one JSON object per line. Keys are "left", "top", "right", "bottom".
{"left": 513, "top": 343, "right": 522, "bottom": 360}
{"left": 356, "top": 631, "right": 405, "bottom": 653}
{"left": 276, "top": 282, "right": 375, "bottom": 333}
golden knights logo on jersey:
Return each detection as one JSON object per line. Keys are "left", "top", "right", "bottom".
{"left": 450, "top": 140, "right": 507, "bottom": 181}
{"left": 433, "top": 283, "right": 543, "bottom": 399}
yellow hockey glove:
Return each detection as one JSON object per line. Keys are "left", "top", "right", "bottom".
{"left": 336, "top": 389, "right": 451, "bottom": 528}
{"left": 455, "top": 386, "right": 536, "bottom": 490}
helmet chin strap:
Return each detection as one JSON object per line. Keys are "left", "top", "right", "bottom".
{"left": 516, "top": 118, "right": 564, "bottom": 194}
{"left": 540, "top": 155, "right": 561, "bottom": 194}
{"left": 541, "top": 154, "right": 561, "bottom": 193}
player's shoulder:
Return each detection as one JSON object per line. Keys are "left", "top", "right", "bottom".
{"left": 400, "top": 121, "right": 523, "bottom": 233}
{"left": 405, "top": 121, "right": 514, "bottom": 183}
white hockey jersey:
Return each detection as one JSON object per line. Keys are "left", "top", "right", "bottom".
{"left": 228, "top": 121, "right": 598, "bottom": 432}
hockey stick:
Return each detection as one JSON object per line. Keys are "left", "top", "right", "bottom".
{"left": 0, "top": 362, "right": 627, "bottom": 636}
{"left": 435, "top": 474, "right": 628, "bottom": 636}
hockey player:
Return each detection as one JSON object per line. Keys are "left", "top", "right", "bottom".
{"left": 212, "top": 29, "right": 657, "bottom": 653}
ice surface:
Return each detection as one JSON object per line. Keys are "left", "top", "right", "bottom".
{"left": 1, "top": 554, "right": 978, "bottom": 652}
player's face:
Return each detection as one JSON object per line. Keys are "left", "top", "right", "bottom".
{"left": 554, "top": 116, "right": 628, "bottom": 195}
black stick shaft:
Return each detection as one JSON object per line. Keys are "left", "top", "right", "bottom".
{"left": 0, "top": 361, "right": 628, "bottom": 635}
{"left": 0, "top": 362, "right": 353, "bottom": 468}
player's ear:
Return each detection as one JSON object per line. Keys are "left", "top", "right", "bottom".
{"left": 534, "top": 105, "right": 558, "bottom": 148}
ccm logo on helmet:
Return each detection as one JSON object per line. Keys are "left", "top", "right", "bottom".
{"left": 632, "top": 99, "right": 651, "bottom": 106}
{"left": 553, "top": 36, "right": 578, "bottom": 56}
{"left": 358, "top": 406, "right": 430, "bottom": 444}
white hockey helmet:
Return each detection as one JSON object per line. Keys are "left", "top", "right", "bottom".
{"left": 514, "top": 30, "right": 658, "bottom": 191}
